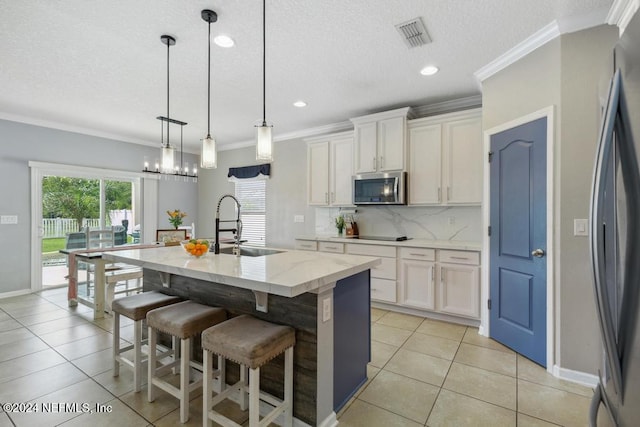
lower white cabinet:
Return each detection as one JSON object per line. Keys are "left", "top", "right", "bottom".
{"left": 347, "top": 244, "right": 397, "bottom": 303}
{"left": 438, "top": 263, "right": 480, "bottom": 318}
{"left": 399, "top": 259, "right": 435, "bottom": 310}
{"left": 295, "top": 240, "right": 317, "bottom": 251}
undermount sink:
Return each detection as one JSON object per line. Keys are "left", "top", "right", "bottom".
{"left": 217, "top": 247, "right": 283, "bottom": 257}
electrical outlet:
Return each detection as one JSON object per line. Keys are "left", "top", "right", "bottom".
{"left": 448, "top": 216, "right": 455, "bottom": 226}
{"left": 0, "top": 215, "right": 18, "bottom": 225}
{"left": 322, "top": 297, "right": 331, "bottom": 322}
{"left": 294, "top": 215, "right": 305, "bottom": 223}
{"left": 574, "top": 219, "right": 588, "bottom": 236}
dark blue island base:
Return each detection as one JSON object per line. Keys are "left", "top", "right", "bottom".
{"left": 143, "top": 268, "right": 371, "bottom": 426}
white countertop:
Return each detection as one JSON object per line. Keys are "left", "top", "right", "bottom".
{"left": 102, "top": 245, "right": 380, "bottom": 298}
{"left": 296, "top": 235, "right": 482, "bottom": 251}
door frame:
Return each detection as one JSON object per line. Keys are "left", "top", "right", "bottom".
{"left": 481, "top": 106, "right": 556, "bottom": 372}
{"left": 29, "top": 161, "right": 153, "bottom": 292}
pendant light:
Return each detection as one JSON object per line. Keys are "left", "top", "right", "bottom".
{"left": 255, "top": 0, "right": 273, "bottom": 162}
{"left": 160, "top": 35, "right": 176, "bottom": 174}
{"left": 200, "top": 9, "right": 218, "bottom": 169}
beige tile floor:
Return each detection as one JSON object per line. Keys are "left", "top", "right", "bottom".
{"left": 0, "top": 288, "right": 598, "bottom": 426}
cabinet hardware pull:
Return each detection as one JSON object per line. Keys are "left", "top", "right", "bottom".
{"left": 447, "top": 186, "right": 451, "bottom": 200}
{"left": 326, "top": 246, "right": 337, "bottom": 249}
{"left": 438, "top": 187, "right": 441, "bottom": 202}
{"left": 373, "top": 157, "right": 376, "bottom": 170}
{"left": 331, "top": 192, "right": 335, "bottom": 203}
{"left": 450, "top": 256, "right": 468, "bottom": 260}
{"left": 325, "top": 192, "right": 329, "bottom": 204}
{"left": 409, "top": 253, "right": 426, "bottom": 256}
{"left": 431, "top": 268, "right": 434, "bottom": 281}
{"left": 380, "top": 156, "right": 384, "bottom": 169}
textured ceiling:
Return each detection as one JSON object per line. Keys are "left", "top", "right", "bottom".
{"left": 0, "top": 0, "right": 614, "bottom": 153}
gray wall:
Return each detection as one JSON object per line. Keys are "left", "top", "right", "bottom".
{"left": 198, "top": 138, "right": 314, "bottom": 248}
{"left": 0, "top": 119, "right": 197, "bottom": 294}
{"left": 482, "top": 25, "right": 618, "bottom": 374}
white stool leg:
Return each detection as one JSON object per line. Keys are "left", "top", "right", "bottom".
{"left": 172, "top": 335, "right": 180, "bottom": 375}
{"left": 148, "top": 326, "right": 157, "bottom": 402}
{"left": 112, "top": 312, "right": 120, "bottom": 376}
{"left": 133, "top": 319, "right": 142, "bottom": 392}
{"left": 202, "top": 350, "right": 212, "bottom": 427}
{"left": 215, "top": 355, "right": 226, "bottom": 393}
{"left": 249, "top": 367, "right": 260, "bottom": 427}
{"left": 239, "top": 365, "right": 249, "bottom": 411}
{"left": 284, "top": 347, "right": 294, "bottom": 427}
{"left": 180, "top": 337, "right": 190, "bottom": 423}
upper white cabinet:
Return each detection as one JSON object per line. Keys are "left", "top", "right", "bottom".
{"left": 351, "top": 107, "right": 413, "bottom": 174}
{"left": 306, "top": 132, "right": 354, "bottom": 206}
{"left": 408, "top": 109, "right": 483, "bottom": 205}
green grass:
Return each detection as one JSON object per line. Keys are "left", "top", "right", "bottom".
{"left": 42, "top": 237, "right": 65, "bottom": 253}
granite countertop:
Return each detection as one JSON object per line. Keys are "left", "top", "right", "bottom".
{"left": 102, "top": 245, "right": 380, "bottom": 298}
{"left": 296, "top": 235, "right": 482, "bottom": 251}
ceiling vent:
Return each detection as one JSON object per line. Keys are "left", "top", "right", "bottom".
{"left": 395, "top": 17, "right": 431, "bottom": 48}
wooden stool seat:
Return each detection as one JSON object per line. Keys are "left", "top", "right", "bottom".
{"left": 202, "top": 315, "right": 295, "bottom": 427}
{"left": 147, "top": 301, "right": 227, "bottom": 423}
{"left": 111, "top": 291, "right": 181, "bottom": 392}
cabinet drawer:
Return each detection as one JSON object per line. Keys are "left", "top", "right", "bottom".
{"left": 439, "top": 250, "right": 479, "bottom": 265}
{"left": 371, "top": 257, "right": 396, "bottom": 280}
{"left": 346, "top": 244, "right": 396, "bottom": 258}
{"left": 319, "top": 242, "right": 344, "bottom": 253}
{"left": 295, "top": 240, "right": 317, "bottom": 251}
{"left": 399, "top": 247, "right": 435, "bottom": 261}
{"left": 371, "top": 278, "right": 396, "bottom": 303}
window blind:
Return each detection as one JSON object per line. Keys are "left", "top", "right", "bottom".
{"left": 235, "top": 180, "right": 266, "bottom": 246}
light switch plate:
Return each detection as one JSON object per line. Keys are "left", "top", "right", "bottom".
{"left": 0, "top": 215, "right": 18, "bottom": 225}
{"left": 574, "top": 219, "right": 588, "bottom": 236}
{"left": 294, "top": 215, "right": 305, "bottom": 223}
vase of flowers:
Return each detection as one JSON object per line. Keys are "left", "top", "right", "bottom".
{"left": 167, "top": 209, "right": 187, "bottom": 229}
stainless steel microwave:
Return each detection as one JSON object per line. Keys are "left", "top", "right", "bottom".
{"left": 352, "top": 172, "right": 407, "bottom": 205}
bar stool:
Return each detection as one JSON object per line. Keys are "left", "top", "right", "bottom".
{"left": 112, "top": 291, "right": 182, "bottom": 392}
{"left": 201, "top": 314, "right": 296, "bottom": 427}
{"left": 147, "top": 301, "right": 227, "bottom": 423}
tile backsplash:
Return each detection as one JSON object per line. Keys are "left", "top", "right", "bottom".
{"left": 315, "top": 205, "right": 482, "bottom": 242}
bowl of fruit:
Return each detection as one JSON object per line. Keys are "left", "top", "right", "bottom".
{"left": 181, "top": 239, "right": 210, "bottom": 258}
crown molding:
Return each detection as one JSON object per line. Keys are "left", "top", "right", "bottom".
{"left": 607, "top": 0, "right": 639, "bottom": 34}
{"left": 474, "top": 7, "right": 610, "bottom": 85}
{"left": 0, "top": 111, "right": 158, "bottom": 148}
{"left": 218, "top": 120, "right": 353, "bottom": 152}
{"left": 411, "top": 95, "right": 482, "bottom": 118}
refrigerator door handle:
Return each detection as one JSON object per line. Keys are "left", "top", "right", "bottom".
{"left": 590, "top": 69, "right": 623, "bottom": 398}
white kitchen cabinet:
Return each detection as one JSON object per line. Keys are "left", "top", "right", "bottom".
{"left": 351, "top": 107, "right": 413, "bottom": 174}
{"left": 295, "top": 240, "right": 317, "bottom": 251}
{"left": 398, "top": 247, "right": 436, "bottom": 310}
{"left": 346, "top": 243, "right": 397, "bottom": 303}
{"left": 438, "top": 254, "right": 480, "bottom": 319}
{"left": 408, "top": 109, "right": 482, "bottom": 205}
{"left": 318, "top": 241, "right": 344, "bottom": 253}
{"left": 306, "top": 132, "right": 354, "bottom": 206}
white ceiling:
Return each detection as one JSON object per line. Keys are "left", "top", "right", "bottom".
{"left": 0, "top": 0, "right": 614, "bottom": 153}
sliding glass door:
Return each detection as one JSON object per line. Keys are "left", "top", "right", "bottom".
{"left": 31, "top": 162, "right": 141, "bottom": 291}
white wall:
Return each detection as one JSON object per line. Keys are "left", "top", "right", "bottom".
{"left": 198, "top": 138, "right": 314, "bottom": 247}
{"left": 482, "top": 24, "right": 618, "bottom": 374}
{"left": 0, "top": 119, "right": 197, "bottom": 294}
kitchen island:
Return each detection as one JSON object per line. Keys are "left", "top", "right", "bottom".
{"left": 103, "top": 245, "right": 380, "bottom": 427}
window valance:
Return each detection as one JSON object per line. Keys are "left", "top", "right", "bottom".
{"left": 227, "top": 163, "right": 271, "bottom": 182}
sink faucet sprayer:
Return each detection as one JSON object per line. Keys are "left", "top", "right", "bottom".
{"left": 214, "top": 194, "right": 243, "bottom": 255}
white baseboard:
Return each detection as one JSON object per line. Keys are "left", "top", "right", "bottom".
{"left": 553, "top": 364, "right": 599, "bottom": 388}
{"left": 0, "top": 289, "right": 32, "bottom": 300}
{"left": 478, "top": 325, "right": 487, "bottom": 337}
{"left": 317, "top": 412, "right": 338, "bottom": 427}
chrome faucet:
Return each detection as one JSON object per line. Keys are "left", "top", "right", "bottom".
{"left": 214, "top": 194, "right": 243, "bottom": 255}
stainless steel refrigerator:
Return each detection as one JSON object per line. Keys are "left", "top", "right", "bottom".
{"left": 589, "top": 10, "right": 640, "bottom": 427}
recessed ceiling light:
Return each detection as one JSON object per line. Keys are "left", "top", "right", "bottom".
{"left": 420, "top": 65, "right": 439, "bottom": 76}
{"left": 293, "top": 101, "right": 307, "bottom": 108}
{"left": 213, "top": 35, "right": 234, "bottom": 48}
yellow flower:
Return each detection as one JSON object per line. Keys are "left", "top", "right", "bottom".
{"left": 167, "top": 209, "right": 187, "bottom": 228}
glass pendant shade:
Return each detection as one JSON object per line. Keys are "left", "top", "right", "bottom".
{"left": 201, "top": 134, "right": 217, "bottom": 169}
{"left": 161, "top": 145, "right": 175, "bottom": 174}
{"left": 256, "top": 125, "right": 273, "bottom": 161}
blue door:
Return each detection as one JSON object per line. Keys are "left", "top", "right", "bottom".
{"left": 490, "top": 117, "right": 547, "bottom": 366}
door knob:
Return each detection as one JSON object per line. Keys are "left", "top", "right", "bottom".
{"left": 532, "top": 248, "right": 545, "bottom": 258}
